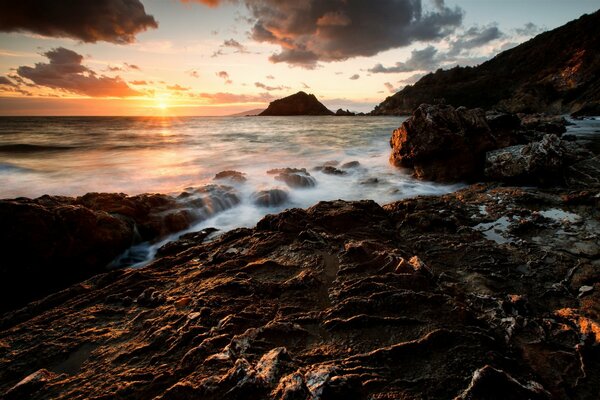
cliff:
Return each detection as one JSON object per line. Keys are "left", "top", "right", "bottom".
{"left": 259, "top": 91, "right": 334, "bottom": 116}
{"left": 372, "top": 10, "right": 600, "bottom": 116}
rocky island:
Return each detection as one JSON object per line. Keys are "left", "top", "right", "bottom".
{"left": 259, "top": 92, "right": 334, "bottom": 116}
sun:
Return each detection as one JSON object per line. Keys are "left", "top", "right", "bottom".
{"left": 158, "top": 102, "right": 168, "bottom": 110}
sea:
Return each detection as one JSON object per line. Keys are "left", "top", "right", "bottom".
{"left": 1, "top": 115, "right": 598, "bottom": 266}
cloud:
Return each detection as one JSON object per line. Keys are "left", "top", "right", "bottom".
{"left": 266, "top": 75, "right": 275, "bottom": 80}
{"left": 369, "top": 46, "right": 441, "bottom": 73}
{"left": 254, "top": 82, "right": 289, "bottom": 91}
{"left": 515, "top": 22, "right": 544, "bottom": 36}
{"left": 349, "top": 74, "right": 360, "bottom": 80}
{"left": 384, "top": 82, "right": 398, "bottom": 93}
{"left": 188, "top": 70, "right": 200, "bottom": 78}
{"left": 189, "top": 0, "right": 463, "bottom": 68}
{"left": 16, "top": 47, "right": 141, "bottom": 97}
{"left": 223, "top": 38, "right": 249, "bottom": 53}
{"left": 447, "top": 24, "right": 503, "bottom": 56}
{"left": 301, "top": 82, "right": 310, "bottom": 89}
{"left": 0, "top": 0, "right": 158, "bottom": 44}
{"left": 398, "top": 72, "right": 428, "bottom": 84}
{"left": 216, "top": 71, "right": 232, "bottom": 84}
{"left": 130, "top": 80, "right": 148, "bottom": 85}
{"left": 193, "top": 91, "right": 274, "bottom": 104}
{"left": 167, "top": 84, "right": 189, "bottom": 91}
{"left": 0, "top": 76, "right": 15, "bottom": 86}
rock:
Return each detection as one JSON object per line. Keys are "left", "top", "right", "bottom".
{"left": 268, "top": 168, "right": 316, "bottom": 189}
{"left": 259, "top": 92, "right": 334, "bottom": 116}
{"left": 3, "top": 369, "right": 58, "bottom": 400}
{"left": 484, "top": 134, "right": 564, "bottom": 184}
{"left": 252, "top": 189, "right": 289, "bottom": 207}
{"left": 314, "top": 165, "right": 347, "bottom": 176}
{"left": 1, "top": 184, "right": 599, "bottom": 399}
{"left": 340, "top": 161, "right": 360, "bottom": 169}
{"left": 565, "top": 155, "right": 600, "bottom": 188}
{"left": 335, "top": 109, "right": 355, "bottom": 116}
{"left": 389, "top": 104, "right": 499, "bottom": 181}
{"left": 519, "top": 114, "right": 567, "bottom": 135}
{"left": 214, "top": 170, "right": 247, "bottom": 183}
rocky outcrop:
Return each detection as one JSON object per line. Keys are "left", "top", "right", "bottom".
{"left": 389, "top": 104, "right": 510, "bottom": 181}
{"left": 371, "top": 10, "right": 600, "bottom": 116}
{"left": 0, "top": 186, "right": 239, "bottom": 311}
{"left": 335, "top": 109, "right": 355, "bottom": 116}
{"left": 0, "top": 184, "right": 598, "bottom": 399}
{"left": 259, "top": 92, "right": 334, "bottom": 116}
{"left": 484, "top": 134, "right": 565, "bottom": 183}
{"left": 267, "top": 168, "right": 316, "bottom": 188}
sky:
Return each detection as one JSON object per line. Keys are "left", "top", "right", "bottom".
{"left": 0, "top": 0, "right": 598, "bottom": 116}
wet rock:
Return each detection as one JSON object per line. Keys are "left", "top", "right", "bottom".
{"left": 484, "top": 134, "right": 564, "bottom": 184}
{"left": 456, "top": 365, "right": 551, "bottom": 400}
{"left": 341, "top": 161, "right": 360, "bottom": 169}
{"left": 315, "top": 165, "right": 347, "bottom": 175}
{"left": 520, "top": 114, "right": 567, "bottom": 135}
{"left": 268, "top": 169, "right": 316, "bottom": 189}
{"left": 565, "top": 155, "right": 600, "bottom": 188}
{"left": 214, "top": 170, "right": 247, "bottom": 183}
{"left": 3, "top": 369, "right": 58, "bottom": 400}
{"left": 389, "top": 104, "right": 500, "bottom": 181}
{"left": 252, "top": 189, "right": 289, "bottom": 207}
{"left": 1, "top": 184, "right": 599, "bottom": 399}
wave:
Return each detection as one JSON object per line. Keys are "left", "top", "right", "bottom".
{"left": 0, "top": 144, "right": 78, "bottom": 153}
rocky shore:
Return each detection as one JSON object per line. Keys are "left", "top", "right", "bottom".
{"left": 1, "top": 108, "right": 599, "bottom": 399}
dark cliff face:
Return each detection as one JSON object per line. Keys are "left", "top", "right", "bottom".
{"left": 259, "top": 91, "right": 334, "bottom": 116}
{"left": 372, "top": 10, "right": 600, "bottom": 116}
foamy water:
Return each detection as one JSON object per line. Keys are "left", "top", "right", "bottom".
{"left": 2, "top": 115, "right": 597, "bottom": 266}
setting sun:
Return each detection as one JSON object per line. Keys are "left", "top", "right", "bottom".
{"left": 158, "top": 102, "right": 168, "bottom": 110}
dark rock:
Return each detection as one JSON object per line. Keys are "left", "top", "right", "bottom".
{"left": 371, "top": 11, "right": 600, "bottom": 115}
{"left": 389, "top": 104, "right": 499, "bottom": 181}
{"left": 252, "top": 189, "right": 289, "bottom": 207}
{"left": 341, "top": 161, "right": 360, "bottom": 169}
{"left": 315, "top": 165, "right": 347, "bottom": 175}
{"left": 519, "top": 114, "right": 567, "bottom": 135}
{"left": 484, "top": 134, "right": 564, "bottom": 184}
{"left": 1, "top": 185, "right": 599, "bottom": 399}
{"left": 335, "top": 109, "right": 356, "bottom": 116}
{"left": 259, "top": 92, "right": 334, "bottom": 116}
{"left": 565, "top": 155, "right": 600, "bottom": 188}
{"left": 268, "top": 168, "right": 316, "bottom": 189}
{"left": 214, "top": 170, "right": 247, "bottom": 183}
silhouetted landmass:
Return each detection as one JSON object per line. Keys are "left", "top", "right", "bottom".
{"left": 259, "top": 91, "right": 334, "bottom": 116}
{"left": 372, "top": 10, "right": 600, "bottom": 116}
{"left": 228, "top": 108, "right": 265, "bottom": 117}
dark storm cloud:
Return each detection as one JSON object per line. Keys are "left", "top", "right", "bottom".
{"left": 186, "top": 0, "right": 463, "bottom": 68}
{"left": 369, "top": 46, "right": 440, "bottom": 73}
{"left": 0, "top": 0, "right": 158, "bottom": 44}
{"left": 447, "top": 24, "right": 503, "bottom": 56}
{"left": 16, "top": 47, "right": 141, "bottom": 97}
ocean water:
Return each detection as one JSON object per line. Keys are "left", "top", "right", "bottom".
{"left": 2, "top": 115, "right": 597, "bottom": 266}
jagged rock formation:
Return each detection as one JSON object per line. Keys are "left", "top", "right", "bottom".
{"left": 0, "top": 184, "right": 598, "bottom": 399}
{"left": 0, "top": 186, "right": 239, "bottom": 311}
{"left": 371, "top": 10, "right": 600, "bottom": 116}
{"left": 259, "top": 92, "right": 334, "bottom": 116}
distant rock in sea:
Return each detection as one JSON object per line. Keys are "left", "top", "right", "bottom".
{"left": 228, "top": 108, "right": 265, "bottom": 117}
{"left": 371, "top": 10, "right": 600, "bottom": 116}
{"left": 259, "top": 91, "right": 334, "bottom": 116}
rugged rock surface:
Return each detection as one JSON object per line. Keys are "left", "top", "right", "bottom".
{"left": 335, "top": 109, "right": 356, "bottom": 116}
{"left": 484, "top": 134, "right": 565, "bottom": 183}
{"left": 371, "top": 10, "right": 600, "bottom": 116}
{"left": 0, "top": 184, "right": 598, "bottom": 399}
{"left": 259, "top": 92, "right": 334, "bottom": 116}
{"left": 0, "top": 186, "right": 239, "bottom": 312}
{"left": 267, "top": 168, "right": 316, "bottom": 188}
{"left": 389, "top": 104, "right": 509, "bottom": 181}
